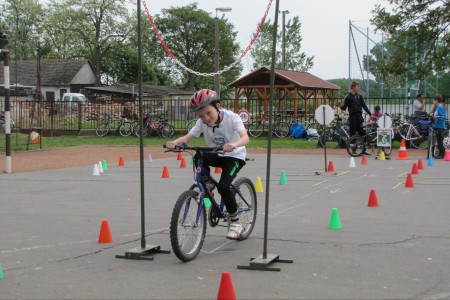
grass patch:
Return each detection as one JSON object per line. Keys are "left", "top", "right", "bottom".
{"left": 0, "top": 133, "right": 322, "bottom": 152}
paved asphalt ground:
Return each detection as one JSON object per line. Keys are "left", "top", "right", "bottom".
{"left": 1, "top": 151, "right": 450, "bottom": 299}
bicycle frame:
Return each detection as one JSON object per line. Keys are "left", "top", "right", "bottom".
{"left": 186, "top": 151, "right": 253, "bottom": 226}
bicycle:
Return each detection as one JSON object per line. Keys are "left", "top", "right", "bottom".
{"left": 186, "top": 118, "right": 198, "bottom": 133}
{"left": 317, "top": 114, "right": 350, "bottom": 149}
{"left": 387, "top": 113, "right": 428, "bottom": 149}
{"left": 95, "top": 114, "right": 134, "bottom": 137}
{"left": 134, "top": 114, "right": 175, "bottom": 138}
{"left": 164, "top": 144, "right": 257, "bottom": 262}
{"left": 346, "top": 123, "right": 393, "bottom": 157}
{"left": 247, "top": 114, "right": 290, "bottom": 138}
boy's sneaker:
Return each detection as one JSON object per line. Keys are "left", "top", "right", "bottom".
{"left": 362, "top": 151, "right": 371, "bottom": 156}
{"left": 226, "top": 222, "right": 243, "bottom": 240}
{"left": 435, "top": 156, "right": 444, "bottom": 159}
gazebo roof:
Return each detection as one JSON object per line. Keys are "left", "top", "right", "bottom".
{"left": 228, "top": 66, "right": 340, "bottom": 91}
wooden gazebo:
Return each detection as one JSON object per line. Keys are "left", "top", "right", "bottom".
{"left": 228, "top": 67, "right": 341, "bottom": 120}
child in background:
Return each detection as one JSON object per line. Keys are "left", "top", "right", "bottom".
{"left": 432, "top": 94, "right": 447, "bottom": 159}
{"left": 369, "top": 105, "right": 383, "bottom": 125}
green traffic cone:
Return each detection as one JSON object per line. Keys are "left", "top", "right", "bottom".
{"left": 0, "top": 263, "right": 4, "bottom": 279}
{"left": 279, "top": 170, "right": 288, "bottom": 185}
{"left": 102, "top": 160, "right": 108, "bottom": 171}
{"left": 329, "top": 208, "right": 342, "bottom": 230}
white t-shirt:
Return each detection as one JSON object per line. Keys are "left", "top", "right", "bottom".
{"left": 189, "top": 109, "right": 246, "bottom": 161}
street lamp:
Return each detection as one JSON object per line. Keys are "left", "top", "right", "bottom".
{"left": 279, "top": 10, "right": 290, "bottom": 69}
{"left": 214, "top": 7, "right": 232, "bottom": 97}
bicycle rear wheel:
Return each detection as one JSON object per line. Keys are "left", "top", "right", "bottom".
{"left": 273, "top": 122, "right": 290, "bottom": 138}
{"left": 159, "top": 123, "right": 175, "bottom": 138}
{"left": 248, "top": 121, "right": 265, "bottom": 137}
{"left": 346, "top": 135, "right": 365, "bottom": 157}
{"left": 119, "top": 122, "right": 133, "bottom": 136}
{"left": 233, "top": 177, "right": 257, "bottom": 241}
{"left": 96, "top": 122, "right": 110, "bottom": 137}
{"left": 410, "top": 125, "right": 429, "bottom": 149}
{"left": 133, "top": 124, "right": 150, "bottom": 137}
{"left": 170, "top": 190, "right": 206, "bottom": 262}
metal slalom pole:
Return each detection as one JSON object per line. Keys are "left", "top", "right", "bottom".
{"left": 116, "top": 0, "right": 170, "bottom": 261}
{"left": 238, "top": 0, "right": 293, "bottom": 271}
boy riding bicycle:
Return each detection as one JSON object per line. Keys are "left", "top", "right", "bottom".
{"left": 166, "top": 89, "right": 250, "bottom": 240}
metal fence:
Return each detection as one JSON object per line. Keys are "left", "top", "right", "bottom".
{"left": 0, "top": 97, "right": 444, "bottom": 134}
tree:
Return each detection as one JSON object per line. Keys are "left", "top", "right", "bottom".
{"left": 371, "top": 0, "right": 450, "bottom": 80}
{"left": 2, "top": 0, "right": 43, "bottom": 60}
{"left": 250, "top": 16, "right": 314, "bottom": 71}
{"left": 149, "top": 3, "right": 242, "bottom": 92}
{"left": 45, "top": 0, "right": 132, "bottom": 85}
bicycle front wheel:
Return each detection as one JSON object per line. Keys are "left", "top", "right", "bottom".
{"left": 170, "top": 190, "right": 206, "bottom": 262}
{"left": 233, "top": 177, "right": 257, "bottom": 241}
{"left": 346, "top": 135, "right": 365, "bottom": 157}
{"left": 248, "top": 121, "right": 265, "bottom": 137}
{"left": 159, "top": 123, "right": 175, "bottom": 138}
{"left": 96, "top": 122, "right": 110, "bottom": 137}
{"left": 119, "top": 122, "right": 133, "bottom": 136}
{"left": 273, "top": 122, "right": 290, "bottom": 138}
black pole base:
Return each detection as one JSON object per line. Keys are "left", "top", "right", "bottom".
{"left": 116, "top": 245, "right": 170, "bottom": 261}
{"left": 237, "top": 253, "right": 293, "bottom": 272}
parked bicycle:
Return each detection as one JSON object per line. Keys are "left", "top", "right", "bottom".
{"left": 317, "top": 113, "right": 350, "bottom": 148}
{"left": 346, "top": 123, "right": 393, "bottom": 157}
{"left": 95, "top": 114, "right": 134, "bottom": 137}
{"left": 247, "top": 114, "right": 290, "bottom": 138}
{"left": 164, "top": 144, "right": 257, "bottom": 262}
{"left": 134, "top": 114, "right": 175, "bottom": 138}
{"left": 388, "top": 113, "right": 428, "bottom": 149}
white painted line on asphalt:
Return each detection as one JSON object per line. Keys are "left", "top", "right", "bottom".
{"left": 313, "top": 180, "right": 328, "bottom": 187}
{"left": 392, "top": 182, "right": 402, "bottom": 190}
{"left": 201, "top": 240, "right": 234, "bottom": 254}
{"left": 335, "top": 171, "right": 349, "bottom": 176}
{"left": 398, "top": 172, "right": 408, "bottom": 177}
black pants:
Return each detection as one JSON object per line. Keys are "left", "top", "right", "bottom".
{"left": 435, "top": 128, "right": 445, "bottom": 157}
{"left": 348, "top": 114, "right": 365, "bottom": 137}
{"left": 201, "top": 153, "right": 246, "bottom": 216}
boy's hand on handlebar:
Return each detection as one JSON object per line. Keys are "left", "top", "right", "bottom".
{"left": 166, "top": 141, "right": 177, "bottom": 149}
{"left": 223, "top": 143, "right": 236, "bottom": 153}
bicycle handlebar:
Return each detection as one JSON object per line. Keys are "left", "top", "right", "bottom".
{"left": 163, "top": 144, "right": 223, "bottom": 153}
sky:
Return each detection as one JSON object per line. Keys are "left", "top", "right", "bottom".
{"left": 143, "top": 0, "right": 384, "bottom": 80}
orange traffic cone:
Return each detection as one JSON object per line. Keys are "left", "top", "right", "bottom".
{"left": 215, "top": 167, "right": 222, "bottom": 174}
{"left": 396, "top": 139, "right": 410, "bottom": 160}
{"left": 177, "top": 152, "right": 182, "bottom": 160}
{"left": 30, "top": 131, "right": 40, "bottom": 144}
{"left": 367, "top": 189, "right": 379, "bottom": 207}
{"left": 411, "top": 163, "right": 419, "bottom": 175}
{"left": 98, "top": 219, "right": 113, "bottom": 243}
{"left": 162, "top": 165, "right": 170, "bottom": 178}
{"left": 327, "top": 160, "right": 335, "bottom": 172}
{"left": 118, "top": 156, "right": 125, "bottom": 166}
{"left": 417, "top": 159, "right": 424, "bottom": 170}
{"left": 361, "top": 155, "right": 368, "bottom": 165}
{"left": 405, "top": 173, "right": 414, "bottom": 188}
{"left": 180, "top": 157, "right": 186, "bottom": 168}
{"left": 444, "top": 150, "right": 450, "bottom": 161}
{"left": 217, "top": 271, "right": 236, "bottom": 300}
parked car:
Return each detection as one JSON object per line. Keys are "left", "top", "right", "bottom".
{"left": 62, "top": 93, "right": 87, "bottom": 104}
